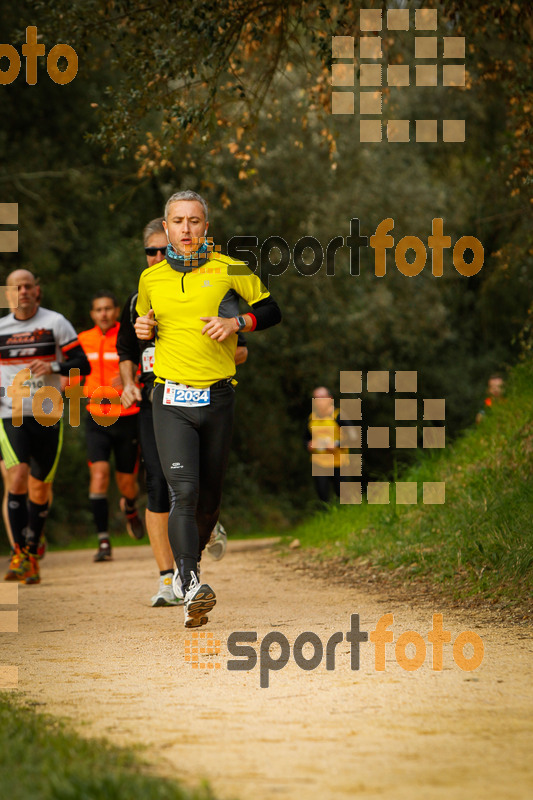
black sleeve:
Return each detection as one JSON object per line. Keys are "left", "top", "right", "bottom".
{"left": 117, "top": 292, "right": 140, "bottom": 364}
{"left": 249, "top": 295, "right": 281, "bottom": 331}
{"left": 60, "top": 343, "right": 90, "bottom": 376}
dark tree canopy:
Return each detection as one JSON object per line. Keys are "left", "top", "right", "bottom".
{"left": 0, "top": 0, "right": 531, "bottom": 532}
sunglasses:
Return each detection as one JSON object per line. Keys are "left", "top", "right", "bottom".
{"left": 145, "top": 246, "right": 167, "bottom": 257}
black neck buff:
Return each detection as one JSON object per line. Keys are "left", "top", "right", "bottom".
{"left": 166, "top": 242, "right": 210, "bottom": 273}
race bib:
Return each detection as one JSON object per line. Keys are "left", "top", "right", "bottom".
{"left": 141, "top": 345, "right": 155, "bottom": 374}
{"left": 163, "top": 381, "right": 210, "bottom": 407}
{"left": 26, "top": 376, "right": 45, "bottom": 396}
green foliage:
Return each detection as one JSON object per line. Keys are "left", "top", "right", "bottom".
{"left": 0, "top": 1, "right": 531, "bottom": 537}
{"left": 291, "top": 359, "right": 533, "bottom": 606}
{"left": 0, "top": 695, "right": 215, "bottom": 800}
{"left": 28, "top": 0, "right": 333, "bottom": 155}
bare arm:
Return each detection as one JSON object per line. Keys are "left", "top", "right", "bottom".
{"left": 119, "top": 360, "right": 142, "bottom": 408}
{"left": 235, "top": 345, "right": 248, "bottom": 365}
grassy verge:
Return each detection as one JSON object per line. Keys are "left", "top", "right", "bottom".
{"left": 0, "top": 694, "right": 215, "bottom": 800}
{"left": 288, "top": 360, "right": 533, "bottom": 608}
{"left": 41, "top": 525, "right": 280, "bottom": 553}
{"left": 0, "top": 516, "right": 279, "bottom": 558}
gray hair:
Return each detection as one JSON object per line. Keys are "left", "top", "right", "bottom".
{"left": 164, "top": 190, "right": 208, "bottom": 222}
{"left": 143, "top": 217, "right": 165, "bottom": 246}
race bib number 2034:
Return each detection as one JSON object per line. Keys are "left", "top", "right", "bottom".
{"left": 163, "top": 381, "right": 210, "bottom": 407}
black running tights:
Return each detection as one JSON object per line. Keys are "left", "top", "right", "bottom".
{"left": 152, "top": 382, "right": 234, "bottom": 589}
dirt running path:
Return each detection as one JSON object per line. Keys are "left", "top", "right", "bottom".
{"left": 2, "top": 542, "right": 532, "bottom": 800}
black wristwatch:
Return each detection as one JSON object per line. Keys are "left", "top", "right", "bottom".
{"left": 235, "top": 315, "right": 246, "bottom": 331}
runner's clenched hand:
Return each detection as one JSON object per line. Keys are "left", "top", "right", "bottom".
{"left": 200, "top": 316, "right": 238, "bottom": 342}
{"left": 135, "top": 309, "right": 157, "bottom": 340}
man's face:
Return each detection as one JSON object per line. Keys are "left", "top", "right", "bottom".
{"left": 145, "top": 231, "right": 168, "bottom": 267}
{"left": 163, "top": 200, "right": 208, "bottom": 257}
{"left": 488, "top": 377, "right": 504, "bottom": 399}
{"left": 312, "top": 390, "right": 334, "bottom": 418}
{"left": 7, "top": 270, "right": 39, "bottom": 315}
{"left": 90, "top": 297, "right": 119, "bottom": 333}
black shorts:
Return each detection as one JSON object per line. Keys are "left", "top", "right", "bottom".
{"left": 139, "top": 404, "right": 170, "bottom": 513}
{"left": 85, "top": 413, "right": 140, "bottom": 474}
{"left": 0, "top": 416, "right": 63, "bottom": 483}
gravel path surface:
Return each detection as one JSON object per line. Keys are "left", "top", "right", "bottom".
{"left": 3, "top": 542, "right": 532, "bottom": 800}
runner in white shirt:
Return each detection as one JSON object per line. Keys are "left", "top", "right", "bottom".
{"left": 0, "top": 270, "right": 90, "bottom": 584}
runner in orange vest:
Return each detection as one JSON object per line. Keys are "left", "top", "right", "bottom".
{"left": 78, "top": 292, "right": 144, "bottom": 561}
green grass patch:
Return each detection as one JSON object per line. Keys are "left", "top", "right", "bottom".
{"left": 289, "top": 361, "right": 533, "bottom": 606}
{"left": 0, "top": 513, "right": 278, "bottom": 558}
{"left": 43, "top": 527, "right": 277, "bottom": 553}
{"left": 0, "top": 694, "right": 216, "bottom": 800}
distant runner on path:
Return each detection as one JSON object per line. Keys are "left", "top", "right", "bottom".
{"left": 78, "top": 292, "right": 145, "bottom": 563}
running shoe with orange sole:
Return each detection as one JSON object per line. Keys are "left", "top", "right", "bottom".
{"left": 183, "top": 573, "right": 216, "bottom": 628}
{"left": 37, "top": 534, "right": 47, "bottom": 560}
{"left": 4, "top": 546, "right": 25, "bottom": 581}
{"left": 4, "top": 546, "right": 40, "bottom": 584}
{"left": 24, "top": 553, "right": 40, "bottom": 584}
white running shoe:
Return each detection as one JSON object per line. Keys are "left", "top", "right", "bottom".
{"left": 206, "top": 521, "right": 227, "bottom": 561}
{"left": 172, "top": 566, "right": 200, "bottom": 600}
{"left": 183, "top": 572, "right": 216, "bottom": 628}
{"left": 172, "top": 569, "right": 184, "bottom": 601}
{"left": 151, "top": 574, "right": 183, "bottom": 607}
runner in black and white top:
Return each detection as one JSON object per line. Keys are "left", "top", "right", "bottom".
{"left": 0, "top": 269, "right": 90, "bottom": 584}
